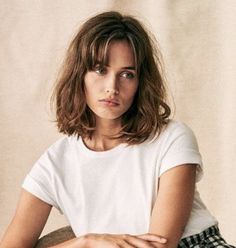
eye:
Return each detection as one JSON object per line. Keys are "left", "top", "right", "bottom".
{"left": 121, "top": 71, "right": 135, "bottom": 79}
{"left": 94, "top": 65, "right": 107, "bottom": 75}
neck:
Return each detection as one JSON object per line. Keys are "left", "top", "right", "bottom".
{"left": 84, "top": 118, "right": 123, "bottom": 151}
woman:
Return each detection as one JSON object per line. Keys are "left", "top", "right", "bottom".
{"left": 1, "top": 11, "right": 234, "bottom": 248}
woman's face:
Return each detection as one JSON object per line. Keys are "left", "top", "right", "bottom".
{"left": 84, "top": 40, "right": 138, "bottom": 124}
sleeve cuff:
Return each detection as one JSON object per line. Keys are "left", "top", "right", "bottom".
{"left": 159, "top": 149, "right": 203, "bottom": 182}
{"left": 22, "top": 175, "right": 62, "bottom": 213}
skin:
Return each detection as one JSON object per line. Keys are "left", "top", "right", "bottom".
{"left": 148, "top": 164, "right": 196, "bottom": 248}
{"left": 0, "top": 40, "right": 197, "bottom": 248}
{"left": 83, "top": 40, "right": 139, "bottom": 151}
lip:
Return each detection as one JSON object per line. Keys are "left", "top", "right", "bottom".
{"left": 98, "top": 99, "right": 120, "bottom": 106}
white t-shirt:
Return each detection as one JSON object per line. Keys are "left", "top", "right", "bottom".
{"left": 22, "top": 120, "right": 217, "bottom": 238}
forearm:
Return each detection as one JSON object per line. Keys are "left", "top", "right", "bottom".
{"left": 146, "top": 237, "right": 179, "bottom": 248}
{"left": 49, "top": 237, "right": 85, "bottom": 248}
{"left": 149, "top": 226, "right": 182, "bottom": 248}
{"left": 50, "top": 232, "right": 167, "bottom": 248}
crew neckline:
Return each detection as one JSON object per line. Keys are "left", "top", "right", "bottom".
{"left": 75, "top": 136, "right": 127, "bottom": 158}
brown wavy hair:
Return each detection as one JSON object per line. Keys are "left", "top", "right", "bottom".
{"left": 51, "top": 11, "right": 171, "bottom": 144}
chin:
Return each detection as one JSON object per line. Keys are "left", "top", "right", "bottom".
{"left": 95, "top": 112, "right": 123, "bottom": 121}
{"left": 99, "top": 115, "right": 122, "bottom": 121}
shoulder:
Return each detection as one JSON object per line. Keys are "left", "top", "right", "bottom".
{"left": 149, "top": 120, "right": 197, "bottom": 145}
{"left": 163, "top": 120, "right": 195, "bottom": 136}
{"left": 34, "top": 135, "right": 79, "bottom": 171}
{"left": 156, "top": 120, "right": 203, "bottom": 180}
{"left": 138, "top": 120, "right": 200, "bottom": 161}
{"left": 46, "top": 135, "right": 78, "bottom": 155}
{"left": 162, "top": 120, "right": 200, "bottom": 151}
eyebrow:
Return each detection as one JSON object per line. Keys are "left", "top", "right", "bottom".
{"left": 104, "top": 64, "right": 136, "bottom": 70}
{"left": 121, "top": 66, "right": 136, "bottom": 70}
{"left": 94, "top": 61, "right": 136, "bottom": 71}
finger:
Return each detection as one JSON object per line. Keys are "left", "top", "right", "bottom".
{"left": 123, "top": 234, "right": 156, "bottom": 248}
{"left": 118, "top": 239, "right": 136, "bottom": 248}
{"left": 149, "top": 241, "right": 167, "bottom": 248}
{"left": 136, "top": 233, "right": 167, "bottom": 244}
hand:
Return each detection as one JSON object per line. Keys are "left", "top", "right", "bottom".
{"left": 78, "top": 232, "right": 167, "bottom": 248}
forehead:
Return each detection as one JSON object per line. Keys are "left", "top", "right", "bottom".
{"left": 103, "top": 40, "right": 136, "bottom": 67}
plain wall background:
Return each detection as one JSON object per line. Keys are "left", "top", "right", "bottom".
{"left": 0, "top": 0, "right": 235, "bottom": 244}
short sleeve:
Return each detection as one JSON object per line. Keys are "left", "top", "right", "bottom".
{"left": 22, "top": 148, "right": 62, "bottom": 213}
{"left": 159, "top": 122, "right": 203, "bottom": 182}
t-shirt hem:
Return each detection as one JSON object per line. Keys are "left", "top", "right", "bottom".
{"left": 181, "top": 221, "right": 219, "bottom": 239}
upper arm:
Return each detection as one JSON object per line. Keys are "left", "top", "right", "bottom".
{"left": 0, "top": 189, "right": 52, "bottom": 248}
{"left": 149, "top": 164, "right": 197, "bottom": 248}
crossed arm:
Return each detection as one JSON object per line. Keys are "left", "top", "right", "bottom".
{"left": 148, "top": 164, "right": 196, "bottom": 248}
{"left": 0, "top": 164, "right": 196, "bottom": 248}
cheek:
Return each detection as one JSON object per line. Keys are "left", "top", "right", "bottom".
{"left": 84, "top": 75, "right": 102, "bottom": 98}
{"left": 124, "top": 83, "right": 138, "bottom": 99}
{"left": 85, "top": 85, "right": 102, "bottom": 100}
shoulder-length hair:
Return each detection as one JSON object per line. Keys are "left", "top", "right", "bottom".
{"left": 51, "top": 11, "right": 171, "bottom": 144}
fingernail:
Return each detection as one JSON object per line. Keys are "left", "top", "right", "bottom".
{"left": 159, "top": 237, "right": 167, "bottom": 243}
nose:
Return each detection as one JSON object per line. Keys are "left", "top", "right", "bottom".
{"left": 106, "top": 88, "right": 119, "bottom": 94}
{"left": 105, "top": 75, "right": 119, "bottom": 95}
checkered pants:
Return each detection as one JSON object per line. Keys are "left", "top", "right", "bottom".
{"left": 178, "top": 225, "right": 235, "bottom": 247}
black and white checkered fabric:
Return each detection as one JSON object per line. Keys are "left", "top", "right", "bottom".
{"left": 178, "top": 225, "right": 235, "bottom": 247}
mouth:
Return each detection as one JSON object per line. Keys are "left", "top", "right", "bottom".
{"left": 98, "top": 99, "right": 120, "bottom": 106}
